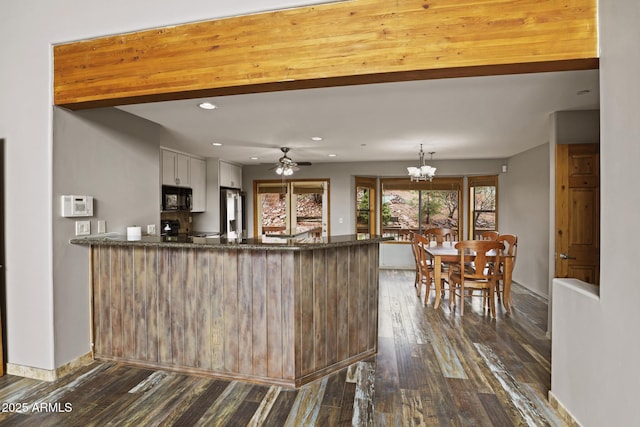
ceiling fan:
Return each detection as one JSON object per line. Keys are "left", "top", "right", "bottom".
{"left": 272, "top": 147, "right": 312, "bottom": 176}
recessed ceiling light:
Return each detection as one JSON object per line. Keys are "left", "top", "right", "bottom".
{"left": 211, "top": 142, "right": 223, "bottom": 146}
{"left": 199, "top": 102, "right": 217, "bottom": 110}
{"left": 250, "top": 157, "right": 259, "bottom": 160}
{"left": 328, "top": 153, "right": 337, "bottom": 157}
{"left": 311, "top": 136, "right": 323, "bottom": 141}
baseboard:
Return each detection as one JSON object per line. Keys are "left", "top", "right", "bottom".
{"left": 6, "top": 352, "right": 93, "bottom": 382}
{"left": 548, "top": 391, "right": 582, "bottom": 427}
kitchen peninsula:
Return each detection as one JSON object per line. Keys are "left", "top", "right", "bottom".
{"left": 71, "top": 234, "right": 389, "bottom": 387}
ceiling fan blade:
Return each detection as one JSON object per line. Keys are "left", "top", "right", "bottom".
{"left": 296, "top": 161, "right": 312, "bottom": 166}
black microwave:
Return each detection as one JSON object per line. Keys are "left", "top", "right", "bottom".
{"left": 162, "top": 185, "right": 192, "bottom": 211}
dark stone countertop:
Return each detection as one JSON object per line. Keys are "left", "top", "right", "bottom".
{"left": 70, "top": 233, "right": 393, "bottom": 251}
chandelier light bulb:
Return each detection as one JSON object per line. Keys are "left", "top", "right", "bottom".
{"left": 408, "top": 145, "right": 436, "bottom": 182}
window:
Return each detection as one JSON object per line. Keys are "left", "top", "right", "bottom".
{"left": 468, "top": 175, "right": 498, "bottom": 239}
{"left": 254, "top": 180, "right": 329, "bottom": 237}
{"left": 355, "top": 177, "right": 377, "bottom": 238}
{"left": 380, "top": 177, "right": 462, "bottom": 242}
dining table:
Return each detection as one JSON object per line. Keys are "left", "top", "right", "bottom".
{"left": 423, "top": 241, "right": 514, "bottom": 313}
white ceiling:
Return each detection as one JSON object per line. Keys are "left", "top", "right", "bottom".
{"left": 117, "top": 69, "right": 599, "bottom": 166}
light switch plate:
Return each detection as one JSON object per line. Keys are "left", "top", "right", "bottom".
{"left": 97, "top": 220, "right": 106, "bottom": 234}
{"left": 75, "top": 220, "right": 90, "bottom": 236}
{"left": 147, "top": 224, "right": 156, "bottom": 235}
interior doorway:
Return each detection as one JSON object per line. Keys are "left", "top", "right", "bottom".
{"left": 555, "top": 142, "right": 600, "bottom": 285}
{"left": 254, "top": 179, "right": 330, "bottom": 238}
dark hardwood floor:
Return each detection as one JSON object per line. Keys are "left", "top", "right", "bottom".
{"left": 375, "top": 269, "right": 562, "bottom": 426}
{"left": 0, "top": 269, "right": 562, "bottom": 426}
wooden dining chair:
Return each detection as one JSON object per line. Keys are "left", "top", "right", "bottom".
{"left": 424, "top": 227, "right": 453, "bottom": 244}
{"left": 410, "top": 232, "right": 424, "bottom": 295}
{"left": 480, "top": 230, "right": 499, "bottom": 240}
{"left": 449, "top": 240, "right": 503, "bottom": 317}
{"left": 425, "top": 226, "right": 455, "bottom": 268}
{"left": 415, "top": 233, "right": 450, "bottom": 304}
{"left": 495, "top": 234, "right": 518, "bottom": 304}
{"left": 411, "top": 232, "right": 434, "bottom": 297}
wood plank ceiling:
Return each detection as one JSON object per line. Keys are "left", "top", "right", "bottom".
{"left": 53, "top": 0, "right": 598, "bottom": 110}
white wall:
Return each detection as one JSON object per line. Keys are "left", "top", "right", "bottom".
{"left": 0, "top": 0, "right": 332, "bottom": 373}
{"left": 550, "top": 1, "right": 640, "bottom": 425}
{"left": 499, "top": 143, "right": 550, "bottom": 297}
{"left": 52, "top": 107, "right": 164, "bottom": 365}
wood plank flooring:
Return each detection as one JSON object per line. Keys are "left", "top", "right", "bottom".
{"left": 0, "top": 269, "right": 563, "bottom": 426}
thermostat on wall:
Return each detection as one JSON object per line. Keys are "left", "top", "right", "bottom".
{"left": 61, "top": 195, "right": 94, "bottom": 217}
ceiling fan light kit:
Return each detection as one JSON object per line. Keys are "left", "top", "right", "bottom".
{"left": 408, "top": 145, "right": 437, "bottom": 182}
{"left": 276, "top": 165, "right": 295, "bottom": 176}
{"left": 273, "top": 147, "right": 311, "bottom": 176}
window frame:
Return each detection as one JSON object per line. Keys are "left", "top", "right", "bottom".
{"left": 467, "top": 175, "right": 499, "bottom": 239}
{"left": 355, "top": 176, "right": 378, "bottom": 237}
{"left": 379, "top": 176, "right": 463, "bottom": 243}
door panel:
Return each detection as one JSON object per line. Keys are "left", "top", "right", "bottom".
{"left": 255, "top": 183, "right": 288, "bottom": 236}
{"left": 555, "top": 143, "right": 600, "bottom": 285}
{"left": 293, "top": 182, "right": 326, "bottom": 238}
{"left": 255, "top": 180, "right": 329, "bottom": 238}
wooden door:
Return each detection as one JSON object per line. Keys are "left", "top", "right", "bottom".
{"left": 555, "top": 143, "right": 600, "bottom": 285}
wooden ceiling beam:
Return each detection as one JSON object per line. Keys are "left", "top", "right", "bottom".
{"left": 53, "top": 0, "right": 598, "bottom": 109}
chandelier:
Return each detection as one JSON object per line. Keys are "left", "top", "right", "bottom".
{"left": 407, "top": 145, "right": 436, "bottom": 182}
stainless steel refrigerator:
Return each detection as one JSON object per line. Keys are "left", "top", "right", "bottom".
{"left": 220, "top": 187, "right": 245, "bottom": 239}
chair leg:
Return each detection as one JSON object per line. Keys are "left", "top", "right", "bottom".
{"left": 489, "top": 285, "right": 496, "bottom": 318}
{"left": 423, "top": 279, "right": 432, "bottom": 306}
{"left": 460, "top": 284, "right": 465, "bottom": 316}
{"left": 449, "top": 282, "right": 456, "bottom": 309}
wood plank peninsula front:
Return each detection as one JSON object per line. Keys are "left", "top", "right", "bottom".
{"left": 71, "top": 234, "right": 389, "bottom": 387}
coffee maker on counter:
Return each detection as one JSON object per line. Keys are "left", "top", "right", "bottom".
{"left": 161, "top": 219, "right": 180, "bottom": 236}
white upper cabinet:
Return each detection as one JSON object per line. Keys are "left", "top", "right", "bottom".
{"left": 162, "top": 149, "right": 190, "bottom": 187}
{"left": 190, "top": 157, "right": 206, "bottom": 212}
{"left": 161, "top": 148, "right": 206, "bottom": 211}
{"left": 219, "top": 160, "right": 242, "bottom": 189}
{"left": 176, "top": 154, "right": 190, "bottom": 187}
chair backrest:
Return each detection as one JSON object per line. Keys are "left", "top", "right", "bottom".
{"left": 413, "top": 233, "right": 432, "bottom": 280}
{"left": 424, "top": 227, "right": 453, "bottom": 244}
{"left": 454, "top": 240, "right": 503, "bottom": 280}
{"left": 410, "top": 231, "right": 421, "bottom": 266}
{"left": 497, "top": 234, "right": 518, "bottom": 267}
{"left": 480, "top": 231, "right": 499, "bottom": 240}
